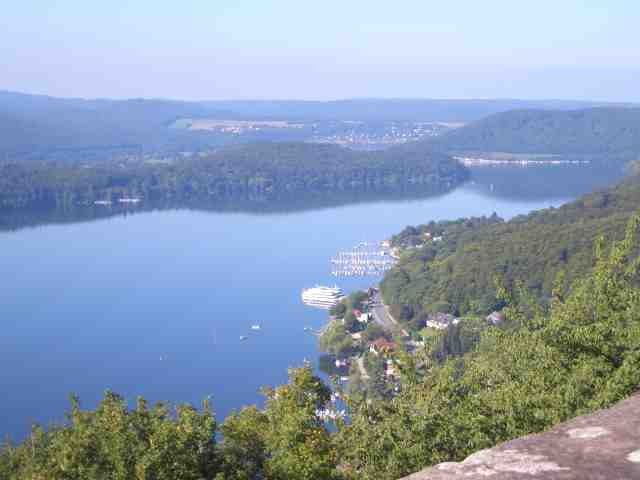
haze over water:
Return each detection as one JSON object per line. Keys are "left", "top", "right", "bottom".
{"left": 0, "top": 165, "right": 625, "bottom": 441}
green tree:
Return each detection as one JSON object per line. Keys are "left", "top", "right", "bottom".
{"left": 348, "top": 291, "right": 369, "bottom": 308}
{"left": 261, "top": 367, "right": 340, "bottom": 479}
{"left": 219, "top": 407, "right": 268, "bottom": 480}
{"left": 329, "top": 301, "right": 347, "bottom": 318}
{"left": 343, "top": 310, "right": 358, "bottom": 332}
{"left": 361, "top": 323, "right": 387, "bottom": 343}
{"left": 220, "top": 366, "right": 341, "bottom": 480}
{"left": 0, "top": 392, "right": 218, "bottom": 480}
{"left": 319, "top": 322, "right": 357, "bottom": 358}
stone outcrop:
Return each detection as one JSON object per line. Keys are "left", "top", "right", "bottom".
{"left": 402, "top": 393, "right": 640, "bottom": 479}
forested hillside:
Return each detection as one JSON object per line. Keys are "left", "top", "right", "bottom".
{"left": 0, "top": 91, "right": 249, "bottom": 161}
{"left": 381, "top": 170, "right": 640, "bottom": 322}
{"left": 341, "top": 221, "right": 640, "bottom": 478}
{"left": 0, "top": 142, "right": 468, "bottom": 211}
{"left": 428, "top": 107, "right": 640, "bottom": 156}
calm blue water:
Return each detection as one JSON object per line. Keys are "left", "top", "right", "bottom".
{"left": 0, "top": 166, "right": 625, "bottom": 441}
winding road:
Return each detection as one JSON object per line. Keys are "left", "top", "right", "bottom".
{"left": 369, "top": 290, "right": 397, "bottom": 331}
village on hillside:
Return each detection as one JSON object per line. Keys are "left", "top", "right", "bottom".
{"left": 319, "top": 286, "right": 506, "bottom": 399}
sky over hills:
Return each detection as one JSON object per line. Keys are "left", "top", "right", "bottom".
{"left": 2, "top": 1, "right": 639, "bottom": 101}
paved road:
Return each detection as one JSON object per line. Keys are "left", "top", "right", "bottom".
{"left": 356, "top": 356, "right": 370, "bottom": 380}
{"left": 370, "top": 291, "right": 397, "bottom": 331}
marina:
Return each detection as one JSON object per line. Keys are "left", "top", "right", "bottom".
{"left": 330, "top": 241, "right": 396, "bottom": 277}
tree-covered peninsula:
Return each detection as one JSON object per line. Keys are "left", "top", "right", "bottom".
{"left": 0, "top": 142, "right": 468, "bottom": 211}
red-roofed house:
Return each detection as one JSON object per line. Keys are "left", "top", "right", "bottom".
{"left": 369, "top": 338, "right": 396, "bottom": 356}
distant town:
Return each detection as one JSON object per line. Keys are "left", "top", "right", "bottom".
{"left": 308, "top": 121, "right": 454, "bottom": 149}
{"left": 455, "top": 155, "right": 591, "bottom": 166}
{"left": 171, "top": 117, "right": 456, "bottom": 150}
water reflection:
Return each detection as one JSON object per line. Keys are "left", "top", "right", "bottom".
{"left": 0, "top": 185, "right": 453, "bottom": 233}
{"left": 0, "top": 164, "right": 628, "bottom": 234}
{"left": 466, "top": 163, "right": 627, "bottom": 201}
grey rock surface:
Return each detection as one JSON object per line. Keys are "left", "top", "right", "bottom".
{"left": 401, "top": 392, "right": 640, "bottom": 479}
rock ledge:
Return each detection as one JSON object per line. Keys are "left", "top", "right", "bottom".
{"left": 402, "top": 393, "right": 640, "bottom": 479}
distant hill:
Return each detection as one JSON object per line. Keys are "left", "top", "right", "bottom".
{"left": 0, "top": 91, "right": 632, "bottom": 161}
{"left": 428, "top": 107, "right": 640, "bottom": 156}
{"left": 0, "top": 90, "right": 235, "bottom": 160}
{"left": 202, "top": 98, "right": 626, "bottom": 122}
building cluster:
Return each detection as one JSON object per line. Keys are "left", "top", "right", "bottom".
{"left": 395, "top": 230, "right": 445, "bottom": 251}
{"left": 425, "top": 310, "right": 506, "bottom": 330}
{"left": 425, "top": 312, "right": 461, "bottom": 330}
{"left": 454, "top": 156, "right": 591, "bottom": 167}
{"left": 184, "top": 119, "right": 304, "bottom": 135}
{"left": 310, "top": 122, "right": 450, "bottom": 148}
{"left": 327, "top": 283, "right": 508, "bottom": 390}
{"left": 369, "top": 338, "right": 396, "bottom": 356}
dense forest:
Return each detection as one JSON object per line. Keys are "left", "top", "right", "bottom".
{"left": 428, "top": 107, "right": 640, "bottom": 157}
{"left": 2, "top": 215, "right": 639, "bottom": 479}
{"left": 381, "top": 167, "right": 640, "bottom": 324}
{"left": 0, "top": 142, "right": 468, "bottom": 211}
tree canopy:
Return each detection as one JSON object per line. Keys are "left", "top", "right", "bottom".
{"left": 381, "top": 172, "right": 640, "bottom": 322}
{"left": 0, "top": 142, "right": 467, "bottom": 211}
{"left": 428, "top": 107, "right": 640, "bottom": 156}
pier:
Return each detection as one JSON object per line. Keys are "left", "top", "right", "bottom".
{"left": 330, "top": 241, "right": 396, "bottom": 277}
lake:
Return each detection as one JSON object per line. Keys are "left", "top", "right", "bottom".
{"left": 0, "top": 165, "right": 626, "bottom": 441}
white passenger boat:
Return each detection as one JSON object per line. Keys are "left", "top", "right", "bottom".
{"left": 301, "top": 285, "right": 345, "bottom": 309}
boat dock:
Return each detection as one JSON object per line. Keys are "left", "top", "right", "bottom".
{"left": 330, "top": 241, "right": 396, "bottom": 277}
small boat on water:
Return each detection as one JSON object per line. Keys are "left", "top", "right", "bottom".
{"left": 239, "top": 336, "right": 248, "bottom": 341}
{"left": 118, "top": 197, "right": 141, "bottom": 204}
{"left": 251, "top": 325, "right": 261, "bottom": 330}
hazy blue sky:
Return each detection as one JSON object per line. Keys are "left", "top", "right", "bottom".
{"left": 2, "top": 1, "right": 639, "bottom": 101}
